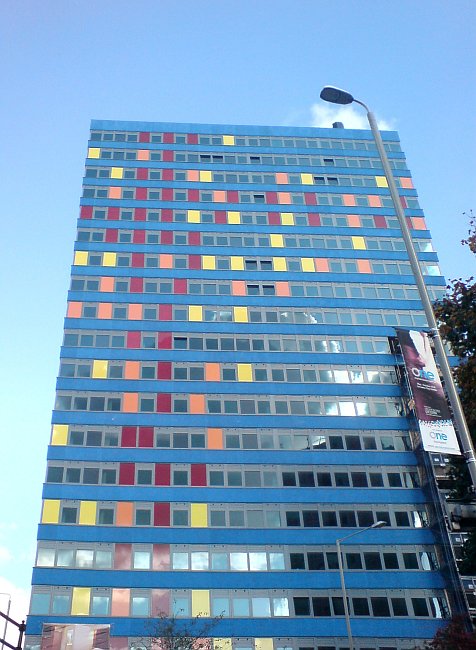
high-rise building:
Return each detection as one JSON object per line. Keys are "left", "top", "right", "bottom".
{"left": 26, "top": 120, "right": 467, "bottom": 650}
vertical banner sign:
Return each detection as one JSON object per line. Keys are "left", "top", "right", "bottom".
{"left": 397, "top": 329, "right": 460, "bottom": 455}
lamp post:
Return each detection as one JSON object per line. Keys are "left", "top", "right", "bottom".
{"left": 336, "top": 522, "right": 386, "bottom": 650}
{"left": 320, "top": 86, "right": 476, "bottom": 490}
{"left": 0, "top": 593, "right": 11, "bottom": 650}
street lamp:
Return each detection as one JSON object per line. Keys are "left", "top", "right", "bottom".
{"left": 0, "top": 593, "right": 11, "bottom": 650}
{"left": 336, "top": 521, "right": 386, "bottom": 650}
{"left": 320, "top": 86, "right": 476, "bottom": 489}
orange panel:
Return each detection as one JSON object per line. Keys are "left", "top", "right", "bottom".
{"left": 400, "top": 177, "right": 414, "bottom": 189}
{"left": 128, "top": 304, "right": 142, "bottom": 320}
{"left": 187, "top": 170, "right": 199, "bottom": 181}
{"left": 208, "top": 428, "right": 223, "bottom": 449}
{"left": 343, "top": 194, "right": 356, "bottom": 206}
{"left": 357, "top": 259, "right": 372, "bottom": 273}
{"left": 368, "top": 195, "right": 382, "bottom": 207}
{"left": 205, "top": 363, "right": 220, "bottom": 382}
{"left": 100, "top": 277, "right": 115, "bottom": 292}
{"left": 278, "top": 192, "right": 291, "bottom": 204}
{"left": 347, "top": 215, "right": 361, "bottom": 227}
{"left": 111, "top": 589, "right": 130, "bottom": 617}
{"left": 160, "top": 254, "right": 173, "bottom": 269}
{"left": 213, "top": 190, "right": 226, "bottom": 202}
{"left": 137, "top": 150, "right": 150, "bottom": 161}
{"left": 67, "top": 301, "right": 82, "bottom": 318}
{"left": 123, "top": 393, "right": 139, "bottom": 413}
{"left": 315, "top": 259, "right": 329, "bottom": 272}
{"left": 109, "top": 187, "right": 122, "bottom": 199}
{"left": 98, "top": 303, "right": 112, "bottom": 319}
{"left": 124, "top": 361, "right": 140, "bottom": 379}
{"left": 116, "top": 502, "right": 133, "bottom": 526}
{"left": 411, "top": 217, "right": 427, "bottom": 230}
{"left": 276, "top": 173, "right": 288, "bottom": 184}
{"left": 190, "top": 394, "right": 205, "bottom": 414}
{"left": 276, "top": 281, "right": 290, "bottom": 297}
{"left": 232, "top": 281, "right": 246, "bottom": 296}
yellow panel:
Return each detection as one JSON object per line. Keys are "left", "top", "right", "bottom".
{"left": 187, "top": 210, "right": 200, "bottom": 223}
{"left": 71, "top": 587, "right": 91, "bottom": 615}
{"left": 51, "top": 424, "right": 68, "bottom": 445}
{"left": 110, "top": 167, "right": 123, "bottom": 179}
{"left": 270, "top": 234, "right": 284, "bottom": 248}
{"left": 301, "top": 258, "right": 315, "bottom": 272}
{"left": 191, "top": 503, "right": 208, "bottom": 528}
{"left": 189, "top": 306, "right": 203, "bottom": 322}
{"left": 92, "top": 360, "right": 108, "bottom": 378}
{"left": 255, "top": 640, "right": 273, "bottom": 650}
{"left": 352, "top": 236, "right": 366, "bottom": 250}
{"left": 231, "top": 256, "right": 244, "bottom": 270}
{"left": 214, "top": 641, "right": 232, "bottom": 650}
{"left": 273, "top": 257, "right": 287, "bottom": 271}
{"left": 199, "top": 170, "right": 212, "bottom": 182}
{"left": 42, "top": 500, "right": 60, "bottom": 524}
{"left": 88, "top": 148, "right": 100, "bottom": 159}
{"left": 191, "top": 589, "right": 210, "bottom": 616}
{"left": 223, "top": 135, "right": 235, "bottom": 145}
{"left": 280, "top": 212, "right": 294, "bottom": 225}
{"left": 103, "top": 252, "right": 117, "bottom": 267}
{"left": 79, "top": 501, "right": 97, "bottom": 525}
{"left": 237, "top": 364, "right": 253, "bottom": 382}
{"left": 375, "top": 176, "right": 388, "bottom": 188}
{"left": 301, "top": 173, "right": 313, "bottom": 185}
{"left": 227, "top": 211, "right": 241, "bottom": 224}
{"left": 74, "top": 251, "right": 88, "bottom": 266}
{"left": 233, "top": 306, "right": 248, "bottom": 323}
{"left": 202, "top": 255, "right": 216, "bottom": 270}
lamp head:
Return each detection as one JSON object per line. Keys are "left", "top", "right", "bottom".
{"left": 320, "top": 86, "right": 354, "bottom": 105}
{"left": 372, "top": 521, "right": 387, "bottom": 529}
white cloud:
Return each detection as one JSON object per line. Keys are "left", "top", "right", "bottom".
{"left": 310, "top": 103, "right": 394, "bottom": 131}
{"left": 0, "top": 576, "right": 30, "bottom": 646}
{"left": 0, "top": 545, "right": 12, "bottom": 564}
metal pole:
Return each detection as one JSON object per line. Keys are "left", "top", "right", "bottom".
{"left": 0, "top": 594, "right": 11, "bottom": 650}
{"left": 336, "top": 539, "right": 353, "bottom": 650}
{"left": 355, "top": 100, "right": 476, "bottom": 489}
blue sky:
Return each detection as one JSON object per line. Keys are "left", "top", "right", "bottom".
{"left": 0, "top": 0, "right": 475, "bottom": 631}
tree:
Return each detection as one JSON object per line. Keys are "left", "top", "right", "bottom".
{"left": 415, "top": 615, "right": 476, "bottom": 649}
{"left": 139, "top": 611, "right": 223, "bottom": 650}
{"left": 460, "top": 529, "right": 476, "bottom": 575}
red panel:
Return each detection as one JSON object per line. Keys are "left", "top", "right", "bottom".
{"left": 161, "top": 209, "right": 173, "bottom": 222}
{"left": 161, "top": 230, "right": 173, "bottom": 244}
{"left": 136, "top": 187, "right": 148, "bottom": 200}
{"left": 227, "top": 190, "right": 239, "bottom": 203}
{"left": 155, "top": 464, "right": 171, "bottom": 486}
{"left": 108, "top": 207, "right": 120, "bottom": 220}
{"left": 131, "top": 253, "right": 144, "bottom": 268}
{"left": 157, "top": 362, "right": 172, "bottom": 380}
{"left": 268, "top": 212, "right": 280, "bottom": 225}
{"left": 119, "top": 463, "right": 135, "bottom": 485}
{"left": 305, "top": 193, "right": 317, "bottom": 206}
{"left": 189, "top": 255, "right": 201, "bottom": 270}
{"left": 162, "top": 169, "right": 174, "bottom": 181}
{"left": 374, "top": 215, "right": 387, "bottom": 229}
{"left": 114, "top": 543, "right": 132, "bottom": 569}
{"left": 80, "top": 205, "right": 93, "bottom": 219}
{"left": 266, "top": 192, "right": 278, "bottom": 204}
{"left": 133, "top": 230, "right": 146, "bottom": 244}
{"left": 130, "top": 277, "right": 143, "bottom": 293}
{"left": 154, "top": 503, "right": 170, "bottom": 526}
{"left": 174, "top": 279, "right": 187, "bottom": 294}
{"left": 138, "top": 427, "right": 154, "bottom": 448}
{"left": 308, "top": 213, "right": 321, "bottom": 226}
{"left": 188, "top": 189, "right": 199, "bottom": 202}
{"left": 191, "top": 464, "right": 207, "bottom": 487}
{"left": 159, "top": 304, "right": 172, "bottom": 321}
{"left": 137, "top": 168, "right": 148, "bottom": 180}
{"left": 188, "top": 232, "right": 200, "bottom": 245}
{"left": 126, "top": 331, "right": 141, "bottom": 349}
{"left": 163, "top": 133, "right": 174, "bottom": 144}
{"left": 162, "top": 150, "right": 174, "bottom": 162}
{"left": 400, "top": 197, "right": 408, "bottom": 208}
{"left": 105, "top": 229, "right": 118, "bottom": 243}
{"left": 405, "top": 216, "right": 412, "bottom": 227}
{"left": 215, "top": 211, "right": 226, "bottom": 224}
{"left": 162, "top": 188, "right": 173, "bottom": 201}
{"left": 158, "top": 332, "right": 172, "bottom": 349}
{"left": 187, "top": 133, "right": 198, "bottom": 144}
{"left": 156, "top": 394, "right": 171, "bottom": 413}
{"left": 153, "top": 545, "right": 170, "bottom": 570}
{"left": 134, "top": 208, "right": 146, "bottom": 221}
{"left": 139, "top": 132, "right": 150, "bottom": 143}
{"left": 121, "top": 426, "right": 137, "bottom": 447}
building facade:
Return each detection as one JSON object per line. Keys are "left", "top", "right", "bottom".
{"left": 26, "top": 120, "right": 463, "bottom": 650}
